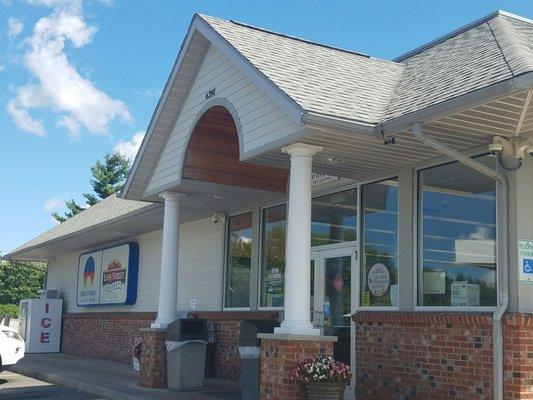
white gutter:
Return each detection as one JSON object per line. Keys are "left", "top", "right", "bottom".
{"left": 412, "top": 122, "right": 509, "bottom": 400}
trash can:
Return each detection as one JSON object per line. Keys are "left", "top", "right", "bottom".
{"left": 205, "top": 322, "right": 217, "bottom": 378}
{"left": 166, "top": 319, "right": 208, "bottom": 392}
{"left": 238, "top": 319, "right": 279, "bottom": 400}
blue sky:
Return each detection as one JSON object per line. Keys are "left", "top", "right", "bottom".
{"left": 0, "top": 0, "right": 532, "bottom": 255}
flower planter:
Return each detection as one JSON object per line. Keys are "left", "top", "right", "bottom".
{"left": 304, "top": 381, "right": 347, "bottom": 400}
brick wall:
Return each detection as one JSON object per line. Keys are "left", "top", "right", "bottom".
{"left": 259, "top": 335, "right": 335, "bottom": 400}
{"left": 353, "top": 312, "right": 494, "bottom": 400}
{"left": 62, "top": 311, "right": 278, "bottom": 382}
{"left": 503, "top": 314, "right": 533, "bottom": 399}
{"left": 61, "top": 312, "right": 155, "bottom": 363}
{"left": 196, "top": 311, "right": 279, "bottom": 381}
{"left": 353, "top": 312, "right": 533, "bottom": 400}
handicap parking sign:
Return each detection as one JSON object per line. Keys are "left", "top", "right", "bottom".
{"left": 523, "top": 259, "right": 533, "bottom": 275}
{"left": 519, "top": 240, "right": 533, "bottom": 282}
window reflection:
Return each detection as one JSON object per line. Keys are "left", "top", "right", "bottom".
{"left": 361, "top": 178, "right": 399, "bottom": 307}
{"left": 224, "top": 212, "right": 252, "bottom": 308}
{"left": 261, "top": 205, "right": 286, "bottom": 307}
{"left": 311, "top": 189, "right": 357, "bottom": 246}
{"left": 418, "top": 156, "right": 497, "bottom": 307}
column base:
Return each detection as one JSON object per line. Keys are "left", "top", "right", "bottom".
{"left": 151, "top": 318, "right": 173, "bottom": 329}
{"left": 274, "top": 320, "right": 320, "bottom": 336}
{"left": 138, "top": 328, "right": 167, "bottom": 388}
{"left": 258, "top": 333, "right": 337, "bottom": 400}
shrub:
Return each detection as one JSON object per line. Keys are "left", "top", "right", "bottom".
{"left": 0, "top": 304, "right": 19, "bottom": 318}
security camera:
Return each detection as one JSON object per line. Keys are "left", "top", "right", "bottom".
{"left": 212, "top": 213, "right": 226, "bottom": 224}
{"left": 488, "top": 142, "right": 504, "bottom": 156}
{"left": 527, "top": 146, "right": 533, "bottom": 157}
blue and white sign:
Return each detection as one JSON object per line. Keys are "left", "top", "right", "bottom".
{"left": 519, "top": 239, "right": 533, "bottom": 282}
{"left": 77, "top": 243, "right": 139, "bottom": 306}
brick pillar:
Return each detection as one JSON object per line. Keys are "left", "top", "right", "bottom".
{"left": 138, "top": 328, "right": 167, "bottom": 388}
{"left": 504, "top": 313, "right": 533, "bottom": 399}
{"left": 258, "top": 333, "right": 337, "bottom": 400}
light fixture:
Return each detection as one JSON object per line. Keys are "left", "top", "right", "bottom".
{"left": 320, "top": 156, "right": 343, "bottom": 165}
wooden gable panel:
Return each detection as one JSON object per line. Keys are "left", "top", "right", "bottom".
{"left": 182, "top": 106, "right": 288, "bottom": 192}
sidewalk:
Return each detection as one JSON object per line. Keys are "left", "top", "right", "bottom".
{"left": 11, "top": 353, "right": 241, "bottom": 400}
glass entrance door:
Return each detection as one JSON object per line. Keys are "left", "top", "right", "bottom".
{"left": 311, "top": 242, "right": 357, "bottom": 398}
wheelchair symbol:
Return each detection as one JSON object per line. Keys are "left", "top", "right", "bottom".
{"left": 523, "top": 259, "right": 533, "bottom": 274}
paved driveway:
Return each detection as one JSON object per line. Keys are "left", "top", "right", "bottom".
{"left": 0, "top": 370, "right": 104, "bottom": 400}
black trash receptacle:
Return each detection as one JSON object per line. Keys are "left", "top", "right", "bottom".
{"left": 166, "top": 319, "right": 208, "bottom": 392}
{"left": 205, "top": 322, "right": 217, "bottom": 378}
{"left": 238, "top": 319, "right": 279, "bottom": 400}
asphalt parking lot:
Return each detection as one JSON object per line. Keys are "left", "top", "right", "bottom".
{"left": 0, "top": 370, "right": 105, "bottom": 400}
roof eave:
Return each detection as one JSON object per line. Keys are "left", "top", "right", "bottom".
{"left": 4, "top": 203, "right": 161, "bottom": 261}
{"left": 302, "top": 111, "right": 377, "bottom": 135}
{"left": 120, "top": 15, "right": 201, "bottom": 200}
{"left": 380, "top": 71, "right": 533, "bottom": 135}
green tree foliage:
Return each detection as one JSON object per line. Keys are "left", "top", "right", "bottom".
{"left": 52, "top": 152, "right": 131, "bottom": 223}
{"left": 0, "top": 260, "right": 46, "bottom": 308}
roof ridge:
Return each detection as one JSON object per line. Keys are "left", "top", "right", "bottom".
{"left": 488, "top": 15, "right": 533, "bottom": 76}
{"left": 199, "top": 13, "right": 401, "bottom": 66}
{"left": 394, "top": 10, "right": 531, "bottom": 62}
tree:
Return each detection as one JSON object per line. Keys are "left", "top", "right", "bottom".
{"left": 52, "top": 152, "right": 130, "bottom": 223}
{"left": 0, "top": 260, "right": 46, "bottom": 306}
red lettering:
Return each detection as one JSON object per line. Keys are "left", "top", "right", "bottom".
{"left": 40, "top": 332, "right": 50, "bottom": 343}
{"left": 41, "top": 318, "right": 52, "bottom": 328}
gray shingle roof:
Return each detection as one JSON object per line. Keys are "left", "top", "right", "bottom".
{"left": 8, "top": 194, "right": 153, "bottom": 256}
{"left": 200, "top": 14, "right": 405, "bottom": 124}
{"left": 385, "top": 12, "right": 533, "bottom": 121}
{"left": 201, "top": 11, "right": 533, "bottom": 125}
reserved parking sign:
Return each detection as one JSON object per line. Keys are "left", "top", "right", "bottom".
{"left": 519, "top": 239, "right": 533, "bottom": 282}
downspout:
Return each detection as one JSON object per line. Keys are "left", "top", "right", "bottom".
{"left": 412, "top": 122, "right": 509, "bottom": 400}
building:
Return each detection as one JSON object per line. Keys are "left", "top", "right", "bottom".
{"left": 6, "top": 10, "right": 533, "bottom": 400}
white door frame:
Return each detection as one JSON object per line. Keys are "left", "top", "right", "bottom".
{"left": 311, "top": 241, "right": 358, "bottom": 398}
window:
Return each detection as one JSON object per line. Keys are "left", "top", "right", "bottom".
{"left": 224, "top": 212, "right": 252, "bottom": 308}
{"left": 311, "top": 188, "right": 357, "bottom": 246}
{"left": 261, "top": 205, "right": 286, "bottom": 307}
{"left": 417, "top": 156, "right": 497, "bottom": 307}
{"left": 360, "top": 178, "right": 398, "bottom": 307}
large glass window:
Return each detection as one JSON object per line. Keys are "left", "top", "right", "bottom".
{"left": 360, "top": 178, "right": 399, "bottom": 307}
{"left": 311, "top": 189, "right": 357, "bottom": 246}
{"left": 417, "top": 156, "right": 497, "bottom": 307}
{"left": 224, "top": 212, "right": 252, "bottom": 308}
{"left": 261, "top": 205, "right": 286, "bottom": 307}
{"left": 260, "top": 188, "right": 358, "bottom": 307}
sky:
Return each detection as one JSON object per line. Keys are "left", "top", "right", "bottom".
{"left": 0, "top": 0, "right": 532, "bottom": 255}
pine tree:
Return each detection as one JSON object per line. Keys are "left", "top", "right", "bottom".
{"left": 52, "top": 152, "right": 130, "bottom": 223}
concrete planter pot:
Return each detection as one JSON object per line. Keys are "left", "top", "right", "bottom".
{"left": 304, "top": 382, "right": 346, "bottom": 399}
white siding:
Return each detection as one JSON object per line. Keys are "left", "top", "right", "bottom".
{"left": 145, "top": 44, "right": 302, "bottom": 195}
{"left": 46, "top": 217, "right": 225, "bottom": 313}
{"left": 177, "top": 218, "right": 225, "bottom": 311}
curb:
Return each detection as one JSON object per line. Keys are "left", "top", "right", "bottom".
{"left": 10, "top": 364, "right": 144, "bottom": 400}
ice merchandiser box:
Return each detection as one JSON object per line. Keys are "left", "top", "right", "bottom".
{"left": 19, "top": 298, "right": 62, "bottom": 353}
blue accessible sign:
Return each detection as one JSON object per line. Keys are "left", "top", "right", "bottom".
{"left": 519, "top": 240, "right": 533, "bottom": 282}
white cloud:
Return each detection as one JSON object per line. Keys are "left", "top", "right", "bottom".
{"left": 7, "top": 0, "right": 131, "bottom": 137}
{"left": 136, "top": 88, "right": 161, "bottom": 99}
{"left": 44, "top": 197, "right": 65, "bottom": 212}
{"left": 114, "top": 131, "right": 145, "bottom": 162}
{"left": 57, "top": 115, "right": 81, "bottom": 141}
{"left": 7, "top": 16, "right": 23, "bottom": 38}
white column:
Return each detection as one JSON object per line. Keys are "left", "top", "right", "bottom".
{"left": 151, "top": 191, "right": 186, "bottom": 329}
{"left": 275, "top": 143, "right": 322, "bottom": 336}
